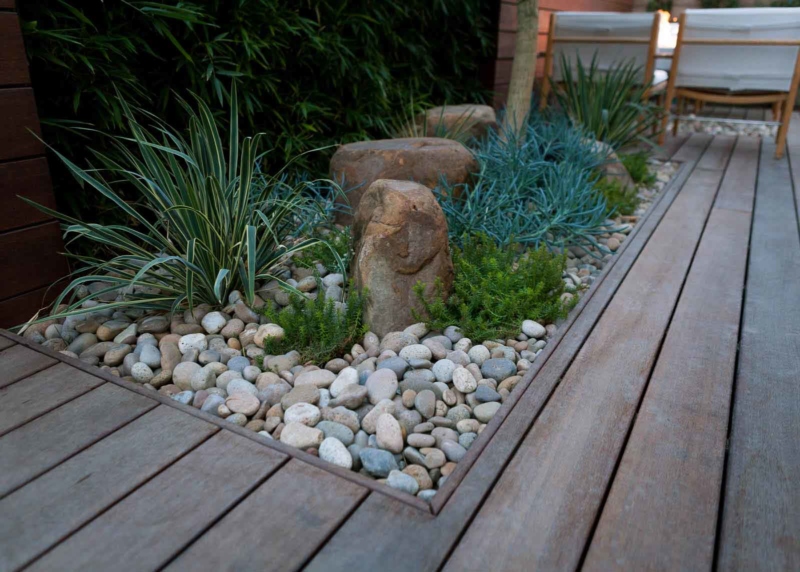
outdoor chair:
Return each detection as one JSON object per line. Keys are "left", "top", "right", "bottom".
{"left": 539, "top": 11, "right": 666, "bottom": 111}
{"left": 659, "top": 7, "right": 800, "bottom": 158}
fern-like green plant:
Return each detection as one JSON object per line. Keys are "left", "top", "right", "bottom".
{"left": 23, "top": 90, "right": 335, "bottom": 322}
{"left": 620, "top": 151, "right": 656, "bottom": 187}
{"left": 553, "top": 54, "right": 663, "bottom": 150}
{"left": 259, "top": 281, "right": 366, "bottom": 364}
{"left": 594, "top": 178, "right": 641, "bottom": 217}
{"left": 413, "top": 234, "right": 572, "bottom": 340}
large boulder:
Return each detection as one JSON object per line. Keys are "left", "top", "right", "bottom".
{"left": 417, "top": 104, "right": 497, "bottom": 140}
{"left": 330, "top": 138, "right": 477, "bottom": 224}
{"left": 352, "top": 180, "right": 454, "bottom": 337}
{"left": 591, "top": 140, "right": 635, "bottom": 190}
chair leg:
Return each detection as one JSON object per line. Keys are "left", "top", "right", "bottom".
{"left": 658, "top": 91, "right": 675, "bottom": 145}
{"left": 773, "top": 101, "right": 781, "bottom": 121}
{"left": 672, "top": 97, "right": 685, "bottom": 136}
{"left": 775, "top": 98, "right": 794, "bottom": 159}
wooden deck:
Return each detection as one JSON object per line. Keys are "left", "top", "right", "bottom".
{"left": 1, "top": 131, "right": 798, "bottom": 571}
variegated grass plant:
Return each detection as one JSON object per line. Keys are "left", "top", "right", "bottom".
{"left": 23, "top": 93, "right": 342, "bottom": 322}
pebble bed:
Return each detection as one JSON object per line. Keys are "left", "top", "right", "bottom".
{"left": 27, "top": 160, "right": 676, "bottom": 502}
{"left": 676, "top": 114, "right": 777, "bottom": 138}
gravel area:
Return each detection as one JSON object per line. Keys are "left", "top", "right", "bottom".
{"left": 24, "top": 160, "right": 677, "bottom": 502}
{"left": 676, "top": 114, "right": 777, "bottom": 138}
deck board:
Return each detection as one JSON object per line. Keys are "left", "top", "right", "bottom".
{"left": 0, "top": 405, "right": 217, "bottom": 571}
{"left": 0, "top": 383, "right": 157, "bottom": 497}
{"left": 0, "top": 363, "right": 103, "bottom": 437}
{"left": 583, "top": 136, "right": 757, "bottom": 571}
{"left": 26, "top": 431, "right": 286, "bottom": 572}
{"left": 441, "top": 140, "right": 734, "bottom": 571}
{"left": 0, "top": 344, "right": 56, "bottom": 388}
{"left": 166, "top": 459, "right": 367, "bottom": 572}
{"left": 718, "top": 141, "right": 800, "bottom": 571}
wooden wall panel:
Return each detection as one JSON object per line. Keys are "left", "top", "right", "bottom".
{"left": 0, "top": 159, "right": 57, "bottom": 232}
{"left": 490, "top": 0, "right": 635, "bottom": 105}
{"left": 0, "top": 12, "right": 28, "bottom": 85}
{"left": 0, "top": 5, "right": 67, "bottom": 327}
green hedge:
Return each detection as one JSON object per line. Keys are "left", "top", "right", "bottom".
{"left": 20, "top": 0, "right": 494, "bottom": 219}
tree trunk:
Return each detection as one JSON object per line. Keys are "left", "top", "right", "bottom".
{"left": 503, "top": 0, "right": 540, "bottom": 138}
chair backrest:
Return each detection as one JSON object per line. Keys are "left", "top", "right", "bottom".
{"left": 550, "top": 12, "right": 659, "bottom": 84}
{"left": 675, "top": 8, "right": 800, "bottom": 92}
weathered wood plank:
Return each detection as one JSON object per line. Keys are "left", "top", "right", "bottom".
{"left": 654, "top": 133, "right": 689, "bottom": 161}
{"left": 27, "top": 431, "right": 286, "bottom": 572}
{"left": 305, "top": 153, "right": 706, "bottom": 572}
{"left": 0, "top": 89, "right": 44, "bottom": 161}
{"left": 718, "top": 141, "right": 800, "bottom": 571}
{"left": 0, "top": 363, "right": 102, "bottom": 437}
{"left": 0, "top": 12, "right": 28, "bottom": 86}
{"left": 714, "top": 136, "right": 760, "bottom": 213}
{"left": 0, "top": 158, "right": 57, "bottom": 232}
{"left": 583, "top": 144, "right": 756, "bottom": 570}
{"left": 0, "top": 383, "right": 157, "bottom": 497}
{"left": 166, "top": 459, "right": 367, "bottom": 572}
{"left": 0, "top": 337, "right": 14, "bottom": 351}
{"left": 442, "top": 151, "right": 730, "bottom": 571}
{"left": 672, "top": 132, "right": 714, "bottom": 163}
{"left": 0, "top": 221, "right": 69, "bottom": 301}
{"left": 696, "top": 134, "right": 736, "bottom": 171}
{"left": 0, "top": 405, "right": 217, "bottom": 571}
{"left": 0, "top": 344, "right": 57, "bottom": 389}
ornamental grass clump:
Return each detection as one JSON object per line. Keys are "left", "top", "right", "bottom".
{"left": 24, "top": 93, "right": 337, "bottom": 320}
{"left": 553, "top": 55, "right": 663, "bottom": 150}
{"left": 259, "top": 282, "right": 366, "bottom": 364}
{"left": 435, "top": 113, "right": 611, "bottom": 251}
{"left": 413, "top": 234, "right": 573, "bottom": 341}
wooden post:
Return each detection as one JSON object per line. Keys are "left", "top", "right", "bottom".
{"left": 775, "top": 48, "right": 800, "bottom": 159}
{"left": 659, "top": 13, "right": 686, "bottom": 145}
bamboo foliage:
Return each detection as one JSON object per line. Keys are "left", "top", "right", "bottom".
{"left": 22, "top": 90, "right": 335, "bottom": 321}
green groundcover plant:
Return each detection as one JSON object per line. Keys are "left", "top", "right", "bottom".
{"left": 23, "top": 92, "right": 337, "bottom": 321}
{"left": 435, "top": 112, "right": 611, "bottom": 251}
{"left": 413, "top": 234, "right": 573, "bottom": 341}
{"left": 553, "top": 55, "right": 662, "bottom": 150}
{"left": 620, "top": 151, "right": 656, "bottom": 187}
{"left": 259, "top": 282, "right": 366, "bottom": 365}
{"left": 595, "top": 178, "right": 641, "bottom": 217}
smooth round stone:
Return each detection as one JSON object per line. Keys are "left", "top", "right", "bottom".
{"left": 441, "top": 440, "right": 468, "bottom": 462}
{"left": 225, "top": 413, "right": 247, "bottom": 426}
{"left": 201, "top": 311, "right": 228, "bottom": 334}
{"left": 522, "top": 319, "right": 546, "bottom": 339}
{"left": 467, "top": 345, "right": 490, "bottom": 365}
{"left": 459, "top": 432, "right": 479, "bottom": 449}
{"left": 454, "top": 338, "right": 472, "bottom": 353}
{"left": 359, "top": 448, "right": 398, "bottom": 477}
{"left": 398, "top": 344, "right": 432, "bottom": 361}
{"left": 376, "top": 414, "right": 404, "bottom": 454}
{"left": 446, "top": 405, "right": 471, "bottom": 424}
{"left": 426, "top": 335, "right": 453, "bottom": 350}
{"left": 475, "top": 385, "right": 502, "bottom": 403}
{"left": 403, "top": 446, "right": 428, "bottom": 467}
{"left": 325, "top": 358, "right": 349, "bottom": 373}
{"left": 284, "top": 402, "right": 321, "bottom": 426}
{"left": 376, "top": 356, "right": 408, "bottom": 378}
{"left": 319, "top": 388, "right": 331, "bottom": 408}
{"left": 379, "top": 332, "right": 418, "bottom": 354}
{"left": 432, "top": 426, "right": 459, "bottom": 446}
{"left": 403, "top": 464, "right": 433, "bottom": 490}
{"left": 420, "top": 447, "right": 446, "bottom": 469}
{"left": 242, "top": 365, "right": 261, "bottom": 382}
{"left": 365, "top": 369, "right": 398, "bottom": 405}
{"left": 480, "top": 358, "right": 516, "bottom": 381}
{"left": 328, "top": 384, "right": 367, "bottom": 409}
{"left": 319, "top": 437, "right": 353, "bottom": 469}
{"left": 172, "top": 390, "right": 194, "bottom": 405}
{"left": 280, "top": 386, "right": 320, "bottom": 411}
{"left": 215, "top": 370, "right": 242, "bottom": 391}
{"left": 198, "top": 349, "right": 221, "bottom": 366}
{"left": 225, "top": 391, "right": 260, "bottom": 416}
{"left": 220, "top": 318, "right": 244, "bottom": 338}
{"left": 322, "top": 406, "right": 361, "bottom": 434}
{"left": 444, "top": 325, "right": 463, "bottom": 343}
{"left": 407, "top": 358, "right": 432, "bottom": 370}
{"left": 131, "top": 362, "right": 154, "bottom": 383}
{"left": 190, "top": 366, "right": 216, "bottom": 391}
{"left": 226, "top": 356, "right": 250, "bottom": 374}
{"left": 280, "top": 423, "right": 323, "bottom": 449}
{"left": 402, "top": 368, "right": 435, "bottom": 384}
{"left": 203, "top": 361, "right": 227, "bottom": 376}
{"left": 398, "top": 378, "right": 440, "bottom": 399}
{"left": 413, "top": 422, "right": 435, "bottom": 433}
{"left": 397, "top": 409, "right": 423, "bottom": 435}
{"left": 254, "top": 323, "right": 285, "bottom": 347}
{"left": 178, "top": 333, "right": 207, "bottom": 353}
{"left": 294, "top": 369, "right": 336, "bottom": 389}
{"left": 200, "top": 394, "right": 225, "bottom": 416}
{"left": 431, "top": 359, "right": 456, "bottom": 383}
{"left": 387, "top": 470, "right": 419, "bottom": 495}
{"left": 172, "top": 361, "right": 201, "bottom": 391}
{"left": 407, "top": 433, "right": 436, "bottom": 448}
{"left": 453, "top": 367, "right": 477, "bottom": 393}
{"left": 447, "top": 350, "right": 470, "bottom": 367}
{"left": 104, "top": 344, "right": 132, "bottom": 367}
{"left": 414, "top": 389, "right": 436, "bottom": 419}
{"left": 429, "top": 416, "right": 457, "bottom": 429}
{"left": 316, "top": 420, "right": 355, "bottom": 446}
{"left": 456, "top": 419, "right": 480, "bottom": 434}
{"left": 361, "top": 399, "right": 396, "bottom": 434}
{"left": 227, "top": 378, "right": 258, "bottom": 397}
{"left": 418, "top": 489, "right": 437, "bottom": 502}
{"left": 474, "top": 401, "right": 502, "bottom": 423}
{"left": 140, "top": 345, "right": 162, "bottom": 369}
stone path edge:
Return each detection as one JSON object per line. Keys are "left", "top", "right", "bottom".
{"left": 0, "top": 330, "right": 431, "bottom": 513}
{"left": 430, "top": 154, "right": 701, "bottom": 515}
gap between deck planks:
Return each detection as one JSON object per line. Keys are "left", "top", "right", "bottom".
{"left": 718, "top": 141, "right": 800, "bottom": 571}
{"left": 582, "top": 135, "right": 758, "bottom": 571}
{"left": 441, "top": 134, "right": 735, "bottom": 571}
{"left": 303, "top": 136, "right": 713, "bottom": 572}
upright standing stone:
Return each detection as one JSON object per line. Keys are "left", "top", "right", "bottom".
{"left": 352, "top": 179, "right": 454, "bottom": 337}
{"left": 417, "top": 104, "right": 497, "bottom": 140}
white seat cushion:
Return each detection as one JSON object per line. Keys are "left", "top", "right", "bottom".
{"left": 653, "top": 69, "right": 669, "bottom": 85}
